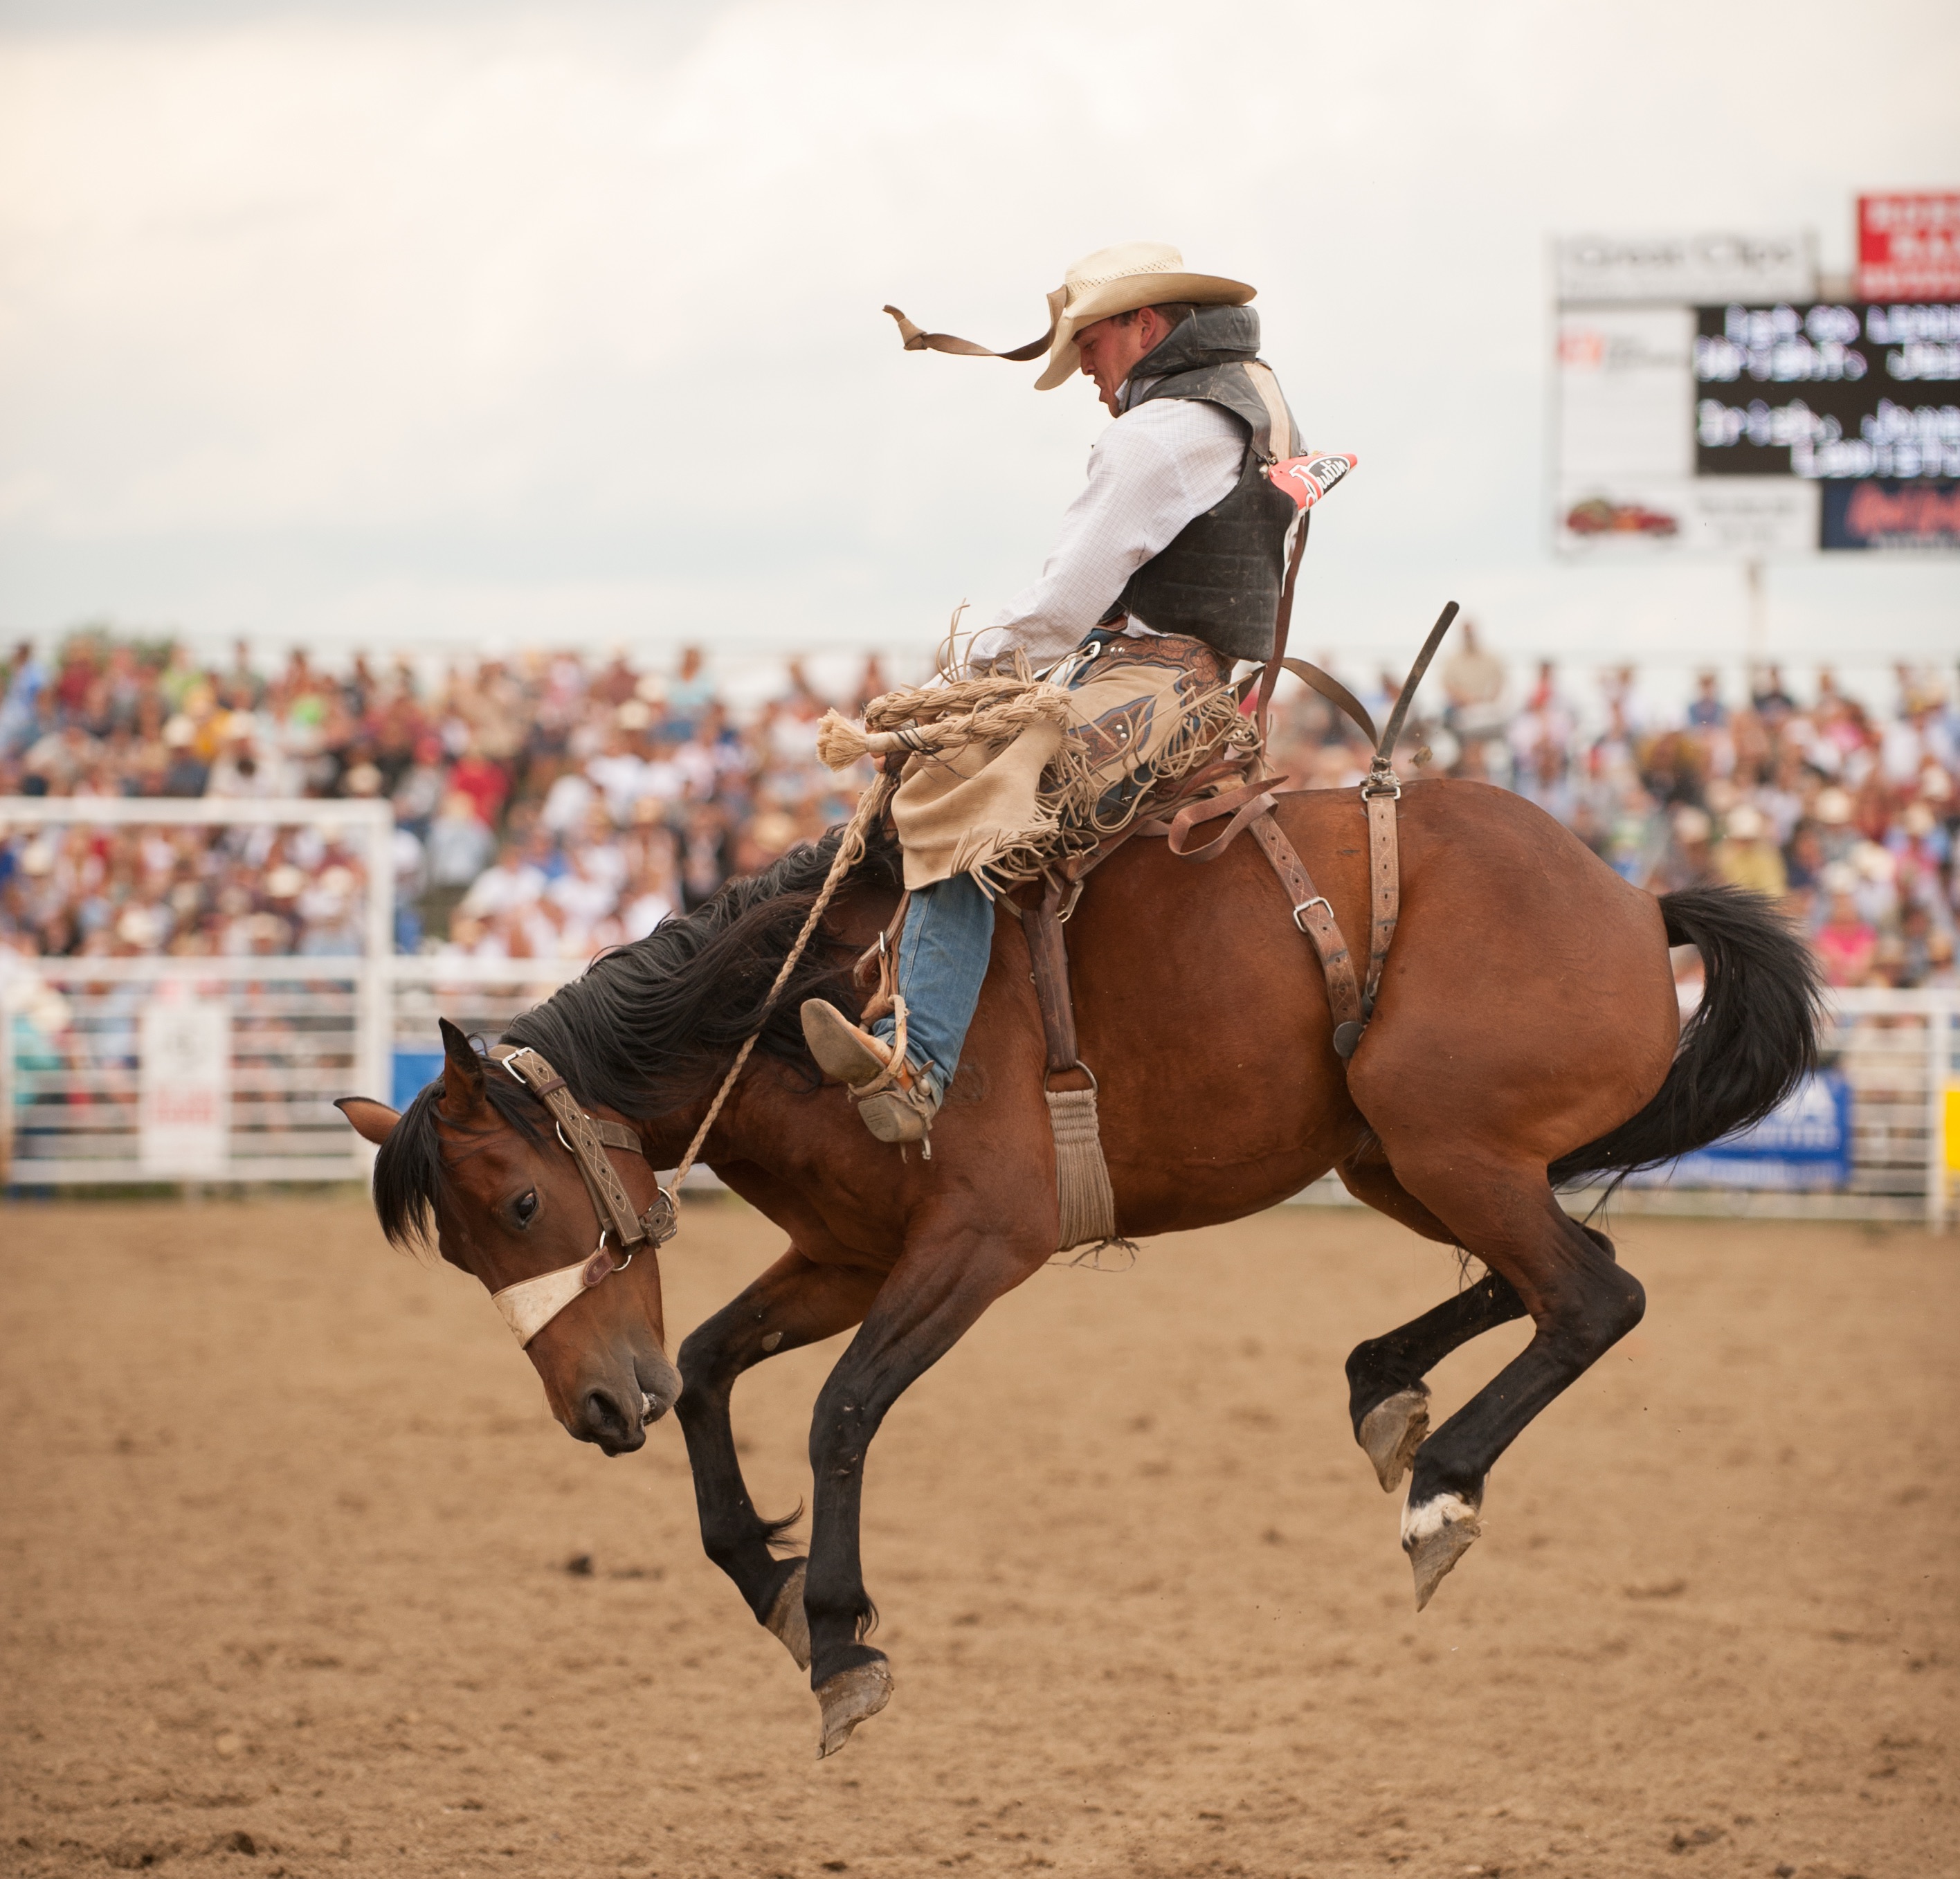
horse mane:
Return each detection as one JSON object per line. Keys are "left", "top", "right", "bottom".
{"left": 505, "top": 817, "right": 901, "bottom": 1115}
{"left": 371, "top": 820, "right": 902, "bottom": 1249}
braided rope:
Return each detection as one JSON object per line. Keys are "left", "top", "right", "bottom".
{"left": 666, "top": 768, "right": 898, "bottom": 1198}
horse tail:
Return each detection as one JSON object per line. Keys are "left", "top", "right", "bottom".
{"left": 1549, "top": 882, "right": 1824, "bottom": 1193}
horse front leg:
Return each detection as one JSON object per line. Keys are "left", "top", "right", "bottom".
{"left": 674, "top": 1248, "right": 883, "bottom": 1669}
{"left": 801, "top": 1224, "right": 1048, "bottom": 1757}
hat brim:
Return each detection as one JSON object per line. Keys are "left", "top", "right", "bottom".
{"left": 1034, "top": 270, "right": 1255, "bottom": 390}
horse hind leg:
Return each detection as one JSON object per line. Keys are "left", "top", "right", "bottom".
{"left": 1374, "top": 1161, "right": 1644, "bottom": 1609}
{"left": 1336, "top": 1152, "right": 1526, "bottom": 1491}
{"left": 1345, "top": 1273, "right": 1527, "bottom": 1490}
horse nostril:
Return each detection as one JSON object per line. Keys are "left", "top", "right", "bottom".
{"left": 581, "top": 1387, "right": 637, "bottom": 1446}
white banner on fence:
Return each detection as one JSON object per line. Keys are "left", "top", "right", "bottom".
{"left": 140, "top": 995, "right": 230, "bottom": 1174}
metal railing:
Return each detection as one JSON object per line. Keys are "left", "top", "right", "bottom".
{"left": 3, "top": 799, "right": 1956, "bottom": 1220}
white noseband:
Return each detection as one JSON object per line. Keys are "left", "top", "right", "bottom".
{"left": 491, "top": 1234, "right": 626, "bottom": 1347}
{"left": 484, "top": 1045, "right": 678, "bottom": 1347}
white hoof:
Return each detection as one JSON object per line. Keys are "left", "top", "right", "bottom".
{"left": 1401, "top": 1490, "right": 1482, "bottom": 1611}
{"left": 815, "top": 1657, "right": 893, "bottom": 1759}
{"left": 1357, "top": 1386, "right": 1431, "bottom": 1492}
{"left": 763, "top": 1561, "right": 810, "bottom": 1671}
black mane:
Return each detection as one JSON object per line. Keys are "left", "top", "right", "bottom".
{"left": 370, "top": 822, "right": 901, "bottom": 1250}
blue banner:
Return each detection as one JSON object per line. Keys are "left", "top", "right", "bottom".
{"left": 1624, "top": 1070, "right": 1852, "bottom": 1191}
{"left": 392, "top": 1049, "right": 445, "bottom": 1112}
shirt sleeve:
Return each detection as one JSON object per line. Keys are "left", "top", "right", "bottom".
{"left": 969, "top": 399, "right": 1247, "bottom": 668}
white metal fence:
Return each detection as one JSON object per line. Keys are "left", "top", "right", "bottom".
{"left": 3, "top": 797, "right": 1957, "bottom": 1222}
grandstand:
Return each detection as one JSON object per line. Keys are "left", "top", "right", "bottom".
{"left": 1, "top": 630, "right": 1955, "bottom": 1217}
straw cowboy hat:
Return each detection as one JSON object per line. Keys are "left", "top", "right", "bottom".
{"left": 884, "top": 241, "right": 1255, "bottom": 392}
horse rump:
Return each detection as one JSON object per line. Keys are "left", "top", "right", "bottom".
{"left": 1549, "top": 883, "right": 1824, "bottom": 1194}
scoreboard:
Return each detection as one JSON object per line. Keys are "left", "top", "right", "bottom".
{"left": 1692, "top": 301, "right": 1960, "bottom": 479}
{"left": 1554, "top": 290, "right": 1960, "bottom": 554}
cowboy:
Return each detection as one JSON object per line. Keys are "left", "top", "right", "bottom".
{"left": 801, "top": 241, "right": 1303, "bottom": 1144}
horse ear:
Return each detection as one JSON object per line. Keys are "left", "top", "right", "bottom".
{"left": 437, "top": 1016, "right": 487, "bottom": 1116}
{"left": 335, "top": 1096, "right": 400, "bottom": 1145}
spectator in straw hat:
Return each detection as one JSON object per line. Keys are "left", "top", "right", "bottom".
{"left": 1713, "top": 802, "right": 1787, "bottom": 898}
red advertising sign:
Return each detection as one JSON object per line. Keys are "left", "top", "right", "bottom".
{"left": 1858, "top": 192, "right": 1960, "bottom": 299}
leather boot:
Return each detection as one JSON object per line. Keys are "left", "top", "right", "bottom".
{"left": 800, "top": 1000, "right": 941, "bottom": 1145}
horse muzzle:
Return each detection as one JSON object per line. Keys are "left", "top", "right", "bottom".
{"left": 568, "top": 1348, "right": 681, "bottom": 1455}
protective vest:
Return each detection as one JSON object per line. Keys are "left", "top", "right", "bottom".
{"left": 1102, "top": 305, "right": 1302, "bottom": 662}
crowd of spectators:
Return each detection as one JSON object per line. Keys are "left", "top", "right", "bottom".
{"left": 1269, "top": 627, "right": 1959, "bottom": 990}
{"left": 1, "top": 627, "right": 1956, "bottom": 991}
{"left": 0, "top": 633, "right": 881, "bottom": 963}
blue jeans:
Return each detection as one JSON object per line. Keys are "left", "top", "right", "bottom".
{"left": 869, "top": 874, "right": 995, "bottom": 1100}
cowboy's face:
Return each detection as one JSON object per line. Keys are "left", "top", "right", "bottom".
{"left": 1074, "top": 307, "right": 1175, "bottom": 416}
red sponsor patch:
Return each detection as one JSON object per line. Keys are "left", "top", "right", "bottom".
{"left": 1266, "top": 451, "right": 1358, "bottom": 511}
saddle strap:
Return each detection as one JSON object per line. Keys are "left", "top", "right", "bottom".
{"left": 1246, "top": 811, "right": 1368, "bottom": 1055}
{"left": 1016, "top": 873, "right": 1121, "bottom": 1254}
{"left": 1022, "top": 871, "right": 1081, "bottom": 1076}
{"left": 853, "top": 891, "right": 910, "bottom": 1024}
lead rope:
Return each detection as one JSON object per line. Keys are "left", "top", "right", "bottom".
{"left": 662, "top": 768, "right": 899, "bottom": 1207}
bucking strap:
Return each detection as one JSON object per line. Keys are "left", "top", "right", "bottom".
{"left": 1240, "top": 657, "right": 1379, "bottom": 747}
{"left": 1363, "top": 786, "right": 1400, "bottom": 1015}
{"left": 1246, "top": 811, "right": 1367, "bottom": 1055}
{"left": 490, "top": 1044, "right": 669, "bottom": 1250}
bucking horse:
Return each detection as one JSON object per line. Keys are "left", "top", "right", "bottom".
{"left": 338, "top": 733, "right": 1819, "bottom": 1757}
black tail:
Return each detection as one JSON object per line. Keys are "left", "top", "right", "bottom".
{"left": 1550, "top": 884, "right": 1823, "bottom": 1193}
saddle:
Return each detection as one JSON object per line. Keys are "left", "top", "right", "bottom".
{"left": 855, "top": 602, "right": 1461, "bottom": 1257}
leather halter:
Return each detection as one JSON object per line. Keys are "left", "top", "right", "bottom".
{"left": 482, "top": 1044, "right": 677, "bottom": 1347}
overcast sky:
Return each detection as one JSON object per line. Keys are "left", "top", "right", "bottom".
{"left": 1, "top": 0, "right": 1956, "bottom": 682}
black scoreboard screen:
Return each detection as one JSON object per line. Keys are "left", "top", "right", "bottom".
{"left": 1693, "top": 302, "right": 1959, "bottom": 479}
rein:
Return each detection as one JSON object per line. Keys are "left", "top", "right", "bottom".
{"left": 480, "top": 770, "right": 899, "bottom": 1347}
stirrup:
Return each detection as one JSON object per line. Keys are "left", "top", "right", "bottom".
{"left": 800, "top": 999, "right": 941, "bottom": 1150}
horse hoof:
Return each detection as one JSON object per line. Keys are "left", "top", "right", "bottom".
{"left": 815, "top": 1656, "right": 893, "bottom": 1759}
{"left": 1401, "top": 1491, "right": 1482, "bottom": 1611}
{"left": 1357, "top": 1386, "right": 1430, "bottom": 1492}
{"left": 763, "top": 1561, "right": 811, "bottom": 1671}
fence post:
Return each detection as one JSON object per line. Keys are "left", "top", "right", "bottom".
{"left": 1931, "top": 992, "right": 1954, "bottom": 1235}
{"left": 356, "top": 801, "right": 394, "bottom": 1174}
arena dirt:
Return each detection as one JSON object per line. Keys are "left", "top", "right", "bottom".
{"left": 2, "top": 1195, "right": 1952, "bottom": 1879}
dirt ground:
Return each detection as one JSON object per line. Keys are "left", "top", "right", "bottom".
{"left": 2, "top": 1195, "right": 1954, "bottom": 1879}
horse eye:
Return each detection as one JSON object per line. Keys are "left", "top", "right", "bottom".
{"left": 513, "top": 1190, "right": 539, "bottom": 1228}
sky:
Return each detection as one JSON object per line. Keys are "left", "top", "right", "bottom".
{"left": 1, "top": 0, "right": 1957, "bottom": 685}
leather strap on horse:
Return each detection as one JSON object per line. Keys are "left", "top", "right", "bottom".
{"left": 1247, "top": 811, "right": 1368, "bottom": 1055}
{"left": 1017, "top": 872, "right": 1121, "bottom": 1255}
{"left": 491, "top": 1044, "right": 674, "bottom": 1251}
{"left": 1243, "top": 657, "right": 1379, "bottom": 747}
{"left": 1024, "top": 873, "right": 1082, "bottom": 1077}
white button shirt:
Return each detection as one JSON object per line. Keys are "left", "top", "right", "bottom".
{"left": 968, "top": 388, "right": 1246, "bottom": 669}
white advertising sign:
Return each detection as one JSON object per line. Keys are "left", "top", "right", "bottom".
{"left": 140, "top": 996, "right": 230, "bottom": 1174}
{"left": 1555, "top": 230, "right": 1817, "bottom": 305}
{"left": 1554, "top": 305, "right": 1819, "bottom": 555}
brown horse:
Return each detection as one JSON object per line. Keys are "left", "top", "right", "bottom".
{"left": 337, "top": 779, "right": 1818, "bottom": 1755}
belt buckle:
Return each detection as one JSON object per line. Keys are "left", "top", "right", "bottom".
{"left": 1292, "top": 895, "right": 1333, "bottom": 933}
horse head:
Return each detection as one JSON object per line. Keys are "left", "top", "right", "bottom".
{"left": 336, "top": 1017, "right": 680, "bottom": 1455}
